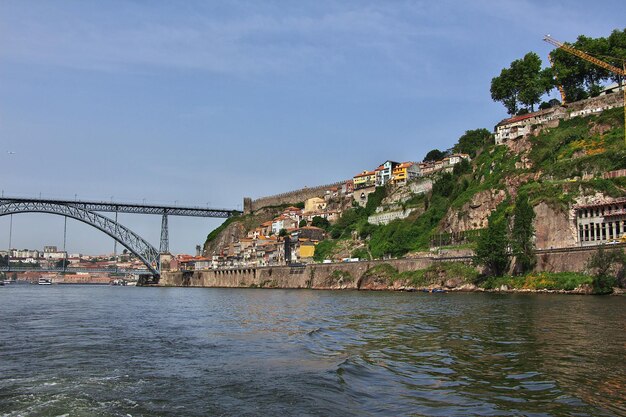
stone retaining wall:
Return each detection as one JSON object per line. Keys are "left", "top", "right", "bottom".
{"left": 159, "top": 246, "right": 623, "bottom": 290}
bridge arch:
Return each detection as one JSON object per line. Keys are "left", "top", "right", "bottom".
{"left": 0, "top": 200, "right": 160, "bottom": 278}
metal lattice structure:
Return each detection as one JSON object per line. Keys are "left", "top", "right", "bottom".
{"left": 2, "top": 197, "right": 240, "bottom": 218}
{"left": 0, "top": 200, "right": 160, "bottom": 278}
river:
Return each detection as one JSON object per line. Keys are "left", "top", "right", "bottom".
{"left": 0, "top": 285, "right": 624, "bottom": 416}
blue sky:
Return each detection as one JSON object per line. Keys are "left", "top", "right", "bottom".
{"left": 1, "top": 0, "right": 624, "bottom": 255}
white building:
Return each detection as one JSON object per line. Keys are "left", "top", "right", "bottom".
{"left": 375, "top": 161, "right": 400, "bottom": 187}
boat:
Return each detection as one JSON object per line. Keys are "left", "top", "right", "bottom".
{"left": 38, "top": 277, "right": 52, "bottom": 285}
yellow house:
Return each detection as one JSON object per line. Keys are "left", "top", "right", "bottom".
{"left": 353, "top": 170, "right": 376, "bottom": 189}
{"left": 299, "top": 242, "right": 316, "bottom": 259}
{"left": 304, "top": 197, "right": 326, "bottom": 214}
{"left": 392, "top": 162, "right": 419, "bottom": 184}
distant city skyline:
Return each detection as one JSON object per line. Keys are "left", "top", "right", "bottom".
{"left": 1, "top": 0, "right": 624, "bottom": 254}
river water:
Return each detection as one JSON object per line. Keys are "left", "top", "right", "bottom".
{"left": 0, "top": 285, "right": 624, "bottom": 417}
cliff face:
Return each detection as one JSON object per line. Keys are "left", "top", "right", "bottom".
{"left": 441, "top": 189, "right": 507, "bottom": 233}
{"left": 204, "top": 221, "right": 247, "bottom": 257}
{"left": 533, "top": 202, "right": 575, "bottom": 249}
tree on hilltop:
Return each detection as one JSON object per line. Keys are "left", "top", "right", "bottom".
{"left": 453, "top": 128, "right": 493, "bottom": 158}
{"left": 423, "top": 149, "right": 445, "bottom": 162}
{"left": 491, "top": 52, "right": 553, "bottom": 115}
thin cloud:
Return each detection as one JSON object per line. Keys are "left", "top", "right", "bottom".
{"left": 0, "top": 2, "right": 464, "bottom": 76}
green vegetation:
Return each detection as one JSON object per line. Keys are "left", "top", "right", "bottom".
{"left": 480, "top": 272, "right": 592, "bottom": 291}
{"left": 205, "top": 216, "right": 238, "bottom": 244}
{"left": 490, "top": 52, "right": 553, "bottom": 114}
{"left": 362, "top": 262, "right": 480, "bottom": 287}
{"left": 398, "top": 262, "right": 480, "bottom": 287}
{"left": 511, "top": 192, "right": 536, "bottom": 274}
{"left": 351, "top": 248, "right": 370, "bottom": 260}
{"left": 330, "top": 270, "right": 353, "bottom": 284}
{"left": 453, "top": 129, "right": 494, "bottom": 158}
{"left": 423, "top": 149, "right": 446, "bottom": 162}
{"left": 473, "top": 206, "right": 510, "bottom": 277}
{"left": 311, "top": 216, "right": 330, "bottom": 230}
{"left": 527, "top": 108, "right": 626, "bottom": 180}
{"left": 490, "top": 29, "right": 626, "bottom": 113}
{"left": 550, "top": 29, "right": 626, "bottom": 101}
{"left": 313, "top": 240, "right": 338, "bottom": 262}
{"left": 586, "top": 245, "right": 625, "bottom": 294}
{"left": 362, "top": 263, "right": 398, "bottom": 285}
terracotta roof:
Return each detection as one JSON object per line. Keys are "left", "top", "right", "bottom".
{"left": 354, "top": 170, "right": 375, "bottom": 178}
{"left": 298, "top": 226, "right": 324, "bottom": 231}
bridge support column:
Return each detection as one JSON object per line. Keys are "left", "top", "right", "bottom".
{"left": 160, "top": 212, "right": 169, "bottom": 254}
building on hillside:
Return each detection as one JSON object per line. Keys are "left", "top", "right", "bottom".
{"left": 324, "top": 187, "right": 340, "bottom": 200}
{"left": 298, "top": 241, "right": 316, "bottom": 261}
{"left": 446, "top": 153, "right": 470, "bottom": 166}
{"left": 419, "top": 162, "right": 436, "bottom": 176}
{"left": 294, "top": 226, "right": 325, "bottom": 241}
{"left": 494, "top": 107, "right": 566, "bottom": 145}
{"left": 304, "top": 197, "right": 327, "bottom": 214}
{"left": 352, "top": 186, "right": 378, "bottom": 208}
{"left": 375, "top": 161, "right": 400, "bottom": 186}
{"left": 353, "top": 170, "right": 376, "bottom": 190}
{"left": 10, "top": 249, "right": 41, "bottom": 259}
{"left": 282, "top": 206, "right": 303, "bottom": 222}
{"left": 392, "top": 162, "right": 420, "bottom": 185}
{"left": 574, "top": 198, "right": 626, "bottom": 246}
{"left": 342, "top": 180, "right": 354, "bottom": 195}
{"left": 441, "top": 153, "right": 471, "bottom": 172}
{"left": 260, "top": 221, "right": 273, "bottom": 237}
{"left": 271, "top": 216, "right": 298, "bottom": 235}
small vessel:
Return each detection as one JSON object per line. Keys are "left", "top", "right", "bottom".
{"left": 38, "top": 277, "right": 52, "bottom": 285}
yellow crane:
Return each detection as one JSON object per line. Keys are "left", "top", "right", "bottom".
{"left": 543, "top": 35, "right": 626, "bottom": 145}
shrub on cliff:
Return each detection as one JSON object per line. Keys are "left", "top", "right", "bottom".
{"left": 586, "top": 245, "right": 625, "bottom": 294}
{"left": 511, "top": 192, "right": 536, "bottom": 274}
{"left": 474, "top": 208, "right": 510, "bottom": 277}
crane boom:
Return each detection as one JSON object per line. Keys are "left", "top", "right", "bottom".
{"left": 543, "top": 35, "right": 625, "bottom": 146}
{"left": 543, "top": 35, "right": 625, "bottom": 76}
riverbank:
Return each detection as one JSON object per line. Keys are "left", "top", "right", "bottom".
{"left": 158, "top": 246, "right": 624, "bottom": 294}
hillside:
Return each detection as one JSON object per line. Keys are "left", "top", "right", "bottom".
{"left": 204, "top": 104, "right": 625, "bottom": 263}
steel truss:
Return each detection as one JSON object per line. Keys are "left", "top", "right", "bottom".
{"left": 0, "top": 200, "right": 160, "bottom": 278}
{"left": 1, "top": 197, "right": 240, "bottom": 218}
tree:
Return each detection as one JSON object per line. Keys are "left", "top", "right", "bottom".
{"left": 549, "top": 31, "right": 626, "bottom": 100}
{"left": 278, "top": 228, "right": 288, "bottom": 237}
{"left": 511, "top": 193, "right": 536, "bottom": 274}
{"left": 423, "top": 149, "right": 445, "bottom": 162}
{"left": 474, "top": 211, "right": 510, "bottom": 277}
{"left": 607, "top": 29, "right": 626, "bottom": 86}
{"left": 298, "top": 219, "right": 307, "bottom": 228}
{"left": 586, "top": 245, "right": 624, "bottom": 293}
{"left": 311, "top": 216, "right": 330, "bottom": 230}
{"left": 491, "top": 66, "right": 520, "bottom": 115}
{"left": 453, "top": 128, "right": 492, "bottom": 158}
{"left": 491, "top": 52, "right": 553, "bottom": 115}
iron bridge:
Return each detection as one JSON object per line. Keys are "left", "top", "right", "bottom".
{"left": 0, "top": 197, "right": 241, "bottom": 283}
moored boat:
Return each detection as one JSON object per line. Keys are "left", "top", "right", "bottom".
{"left": 38, "top": 277, "right": 52, "bottom": 285}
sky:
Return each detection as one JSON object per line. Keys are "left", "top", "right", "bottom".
{"left": 0, "top": 0, "right": 624, "bottom": 255}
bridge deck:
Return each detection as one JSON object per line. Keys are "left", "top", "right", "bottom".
{"left": 0, "top": 197, "right": 241, "bottom": 218}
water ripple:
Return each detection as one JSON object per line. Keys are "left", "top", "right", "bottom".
{"left": 0, "top": 287, "right": 624, "bottom": 416}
